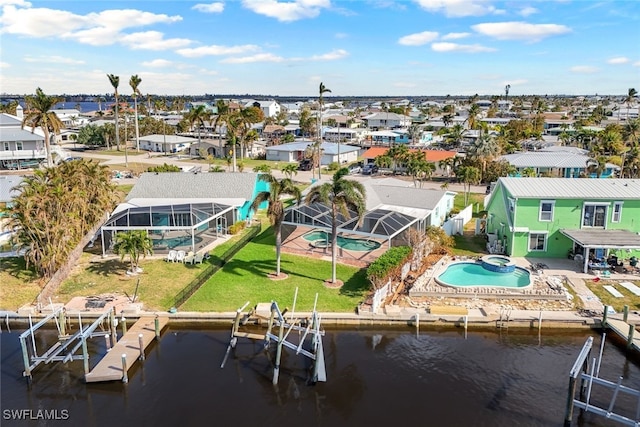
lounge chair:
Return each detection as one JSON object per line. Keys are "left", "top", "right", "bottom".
{"left": 183, "top": 251, "right": 195, "bottom": 264}
{"left": 175, "top": 250, "right": 186, "bottom": 263}
{"left": 166, "top": 250, "right": 177, "bottom": 262}
{"left": 193, "top": 252, "right": 204, "bottom": 264}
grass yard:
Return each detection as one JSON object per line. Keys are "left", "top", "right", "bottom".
{"left": 586, "top": 280, "right": 640, "bottom": 312}
{"left": 0, "top": 257, "right": 42, "bottom": 311}
{"left": 181, "top": 228, "right": 371, "bottom": 313}
{"left": 452, "top": 232, "right": 487, "bottom": 256}
{"left": 454, "top": 192, "right": 486, "bottom": 216}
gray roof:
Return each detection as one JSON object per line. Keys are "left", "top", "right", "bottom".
{"left": 0, "top": 128, "right": 44, "bottom": 142}
{"left": 125, "top": 172, "right": 259, "bottom": 201}
{"left": 499, "top": 152, "right": 616, "bottom": 169}
{"left": 0, "top": 175, "right": 23, "bottom": 202}
{"left": 364, "top": 179, "right": 450, "bottom": 211}
{"left": 0, "top": 113, "right": 22, "bottom": 127}
{"left": 139, "top": 135, "right": 197, "bottom": 144}
{"left": 499, "top": 177, "right": 640, "bottom": 199}
{"left": 265, "top": 142, "right": 360, "bottom": 155}
{"left": 560, "top": 229, "right": 640, "bottom": 249}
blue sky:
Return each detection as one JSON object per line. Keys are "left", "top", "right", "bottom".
{"left": 1, "top": 0, "right": 638, "bottom": 97}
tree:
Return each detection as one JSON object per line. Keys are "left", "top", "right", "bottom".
{"left": 213, "top": 99, "right": 231, "bottom": 153}
{"left": 113, "top": 231, "right": 153, "bottom": 274}
{"left": 107, "top": 74, "right": 121, "bottom": 151}
{"left": 299, "top": 107, "right": 316, "bottom": 140}
{"left": 281, "top": 163, "right": 298, "bottom": 180}
{"left": 129, "top": 74, "right": 142, "bottom": 152}
{"left": 185, "top": 105, "right": 212, "bottom": 157}
{"left": 455, "top": 165, "right": 481, "bottom": 205}
{"left": 317, "top": 82, "right": 332, "bottom": 179}
{"left": 406, "top": 152, "right": 435, "bottom": 188}
{"left": 249, "top": 174, "right": 302, "bottom": 276}
{"left": 304, "top": 168, "right": 366, "bottom": 284}
{"left": 77, "top": 124, "right": 104, "bottom": 147}
{"left": 22, "top": 88, "right": 64, "bottom": 168}
{"left": 8, "top": 160, "right": 117, "bottom": 278}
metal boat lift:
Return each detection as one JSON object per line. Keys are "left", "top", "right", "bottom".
{"left": 221, "top": 289, "right": 326, "bottom": 385}
{"left": 565, "top": 334, "right": 640, "bottom": 426}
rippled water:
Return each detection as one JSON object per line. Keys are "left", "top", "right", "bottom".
{"left": 2, "top": 327, "right": 639, "bottom": 427}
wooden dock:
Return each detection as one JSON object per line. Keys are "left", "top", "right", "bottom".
{"left": 85, "top": 316, "right": 168, "bottom": 383}
{"left": 605, "top": 318, "right": 640, "bottom": 351}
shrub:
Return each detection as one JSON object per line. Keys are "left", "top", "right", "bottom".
{"left": 228, "top": 221, "right": 247, "bottom": 235}
{"left": 253, "top": 164, "right": 271, "bottom": 173}
{"left": 366, "top": 246, "right": 412, "bottom": 289}
{"left": 327, "top": 161, "right": 340, "bottom": 171}
{"left": 426, "top": 226, "right": 454, "bottom": 254}
{"left": 148, "top": 163, "right": 181, "bottom": 172}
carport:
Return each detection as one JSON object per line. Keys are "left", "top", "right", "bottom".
{"left": 560, "top": 229, "right": 640, "bottom": 273}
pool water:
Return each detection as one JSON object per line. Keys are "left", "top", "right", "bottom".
{"left": 303, "top": 230, "right": 381, "bottom": 252}
{"left": 437, "top": 262, "right": 531, "bottom": 288}
{"left": 153, "top": 235, "right": 203, "bottom": 249}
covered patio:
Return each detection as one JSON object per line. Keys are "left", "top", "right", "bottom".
{"left": 560, "top": 229, "right": 640, "bottom": 273}
{"left": 100, "top": 201, "right": 236, "bottom": 255}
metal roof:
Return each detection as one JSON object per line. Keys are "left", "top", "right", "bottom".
{"left": 498, "top": 177, "right": 640, "bottom": 199}
{"left": 265, "top": 142, "right": 360, "bottom": 154}
{"left": 0, "top": 128, "right": 44, "bottom": 142}
{"left": 125, "top": 172, "right": 258, "bottom": 201}
{"left": 560, "top": 229, "right": 640, "bottom": 249}
{"left": 499, "top": 152, "right": 617, "bottom": 169}
{"left": 0, "top": 175, "right": 23, "bottom": 202}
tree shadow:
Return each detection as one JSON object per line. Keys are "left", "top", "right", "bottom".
{"left": 0, "top": 257, "right": 40, "bottom": 282}
{"left": 85, "top": 258, "right": 129, "bottom": 277}
{"left": 339, "top": 269, "right": 370, "bottom": 298}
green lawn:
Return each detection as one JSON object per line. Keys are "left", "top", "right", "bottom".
{"left": 454, "top": 192, "right": 486, "bottom": 216}
{"left": 181, "top": 228, "right": 370, "bottom": 313}
{"left": 452, "top": 233, "right": 487, "bottom": 256}
{"left": 0, "top": 257, "right": 42, "bottom": 311}
{"left": 586, "top": 280, "right": 640, "bottom": 312}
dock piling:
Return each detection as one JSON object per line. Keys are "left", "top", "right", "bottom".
{"left": 81, "top": 337, "right": 89, "bottom": 375}
{"left": 138, "top": 334, "right": 145, "bottom": 361}
{"left": 602, "top": 306, "right": 608, "bottom": 327}
{"left": 627, "top": 324, "right": 635, "bottom": 349}
{"left": 121, "top": 354, "right": 128, "bottom": 383}
{"left": 104, "top": 334, "right": 111, "bottom": 352}
{"left": 154, "top": 316, "right": 160, "bottom": 340}
{"left": 20, "top": 336, "right": 31, "bottom": 380}
{"left": 623, "top": 305, "right": 629, "bottom": 323}
{"left": 121, "top": 316, "right": 127, "bottom": 334}
{"left": 110, "top": 309, "right": 117, "bottom": 345}
{"left": 59, "top": 309, "right": 66, "bottom": 337}
{"left": 415, "top": 313, "right": 419, "bottom": 337}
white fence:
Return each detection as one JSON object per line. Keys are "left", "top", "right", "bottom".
{"left": 442, "top": 204, "right": 473, "bottom": 236}
{"left": 371, "top": 280, "right": 391, "bottom": 313}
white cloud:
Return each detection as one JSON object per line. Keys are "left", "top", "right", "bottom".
{"left": 414, "top": 0, "right": 499, "bottom": 17}
{"left": 398, "top": 31, "right": 439, "bottom": 46}
{"left": 441, "top": 32, "right": 470, "bottom": 40}
{"left": 241, "top": 0, "right": 331, "bottom": 22}
{"left": 472, "top": 21, "right": 571, "bottom": 42}
{"left": 634, "top": 61, "right": 640, "bottom": 67}
{"left": 0, "top": 0, "right": 32, "bottom": 6}
{"left": 334, "top": 32, "right": 348, "bottom": 39}
{"left": 176, "top": 44, "right": 260, "bottom": 58}
{"left": 221, "top": 53, "right": 285, "bottom": 64}
{"left": 0, "top": 61, "right": 10, "bottom": 68}
{"left": 519, "top": 7, "right": 538, "bottom": 17}
{"left": 141, "top": 59, "right": 174, "bottom": 68}
{"left": 23, "top": 55, "right": 85, "bottom": 64}
{"left": 119, "top": 31, "right": 192, "bottom": 50}
{"left": 192, "top": 3, "right": 224, "bottom": 13}
{"left": 607, "top": 57, "right": 629, "bottom": 65}
{"left": 503, "top": 78, "right": 527, "bottom": 86}
{"left": 393, "top": 82, "right": 417, "bottom": 88}
{"left": 308, "top": 49, "right": 348, "bottom": 61}
{"left": 570, "top": 65, "right": 598, "bottom": 74}
{"left": 431, "top": 42, "right": 496, "bottom": 53}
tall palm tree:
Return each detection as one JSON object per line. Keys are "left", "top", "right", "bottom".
{"left": 107, "top": 74, "right": 121, "bottom": 151}
{"left": 281, "top": 163, "right": 298, "bottom": 180}
{"left": 305, "top": 168, "right": 366, "bottom": 284}
{"left": 213, "top": 99, "right": 230, "bottom": 155}
{"left": 113, "top": 230, "right": 154, "bottom": 274}
{"left": 317, "top": 82, "right": 332, "bottom": 179}
{"left": 129, "top": 74, "right": 142, "bottom": 152}
{"left": 249, "top": 174, "right": 302, "bottom": 277}
{"left": 455, "top": 165, "right": 481, "bottom": 205}
{"left": 22, "top": 87, "right": 64, "bottom": 168}
{"left": 186, "top": 105, "right": 212, "bottom": 157}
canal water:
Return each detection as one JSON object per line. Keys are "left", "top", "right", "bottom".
{"left": 2, "top": 327, "right": 639, "bottom": 427}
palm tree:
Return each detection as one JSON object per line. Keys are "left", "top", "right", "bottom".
{"left": 455, "top": 165, "right": 481, "bottom": 206}
{"left": 317, "top": 82, "right": 332, "bottom": 179}
{"left": 129, "top": 74, "right": 142, "bottom": 152}
{"left": 107, "top": 74, "right": 121, "bottom": 151}
{"left": 304, "top": 168, "right": 366, "bottom": 284}
{"left": 213, "top": 99, "right": 230, "bottom": 155}
{"left": 249, "top": 174, "right": 302, "bottom": 277}
{"left": 186, "top": 105, "right": 212, "bottom": 157}
{"left": 113, "top": 230, "right": 154, "bottom": 274}
{"left": 281, "top": 163, "right": 298, "bottom": 180}
{"left": 585, "top": 156, "right": 608, "bottom": 178}
{"left": 22, "top": 87, "right": 64, "bottom": 168}
{"left": 467, "top": 103, "right": 481, "bottom": 130}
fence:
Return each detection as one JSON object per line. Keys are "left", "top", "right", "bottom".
{"left": 172, "top": 225, "right": 261, "bottom": 308}
{"left": 442, "top": 204, "right": 473, "bottom": 236}
{"left": 371, "top": 279, "right": 391, "bottom": 313}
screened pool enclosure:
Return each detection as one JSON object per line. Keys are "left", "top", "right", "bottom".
{"left": 100, "top": 201, "right": 236, "bottom": 255}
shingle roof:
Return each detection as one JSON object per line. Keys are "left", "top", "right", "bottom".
{"left": 499, "top": 177, "right": 640, "bottom": 199}
{"left": 125, "top": 172, "right": 259, "bottom": 201}
{"left": 0, "top": 175, "right": 23, "bottom": 202}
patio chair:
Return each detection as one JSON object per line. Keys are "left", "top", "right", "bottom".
{"left": 166, "top": 250, "right": 177, "bottom": 262}
{"left": 193, "top": 252, "right": 204, "bottom": 264}
{"left": 183, "top": 251, "right": 195, "bottom": 265}
{"left": 175, "top": 250, "right": 186, "bottom": 263}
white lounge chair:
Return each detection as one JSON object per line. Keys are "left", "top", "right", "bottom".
{"left": 166, "top": 250, "right": 177, "bottom": 262}
{"left": 193, "top": 252, "right": 204, "bottom": 264}
{"left": 603, "top": 285, "right": 624, "bottom": 298}
{"left": 175, "top": 250, "right": 186, "bottom": 263}
{"left": 183, "top": 251, "right": 195, "bottom": 265}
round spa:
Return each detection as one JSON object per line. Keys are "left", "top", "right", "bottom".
{"left": 480, "top": 255, "right": 517, "bottom": 273}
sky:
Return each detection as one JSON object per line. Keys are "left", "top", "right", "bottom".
{"left": 0, "top": 0, "right": 638, "bottom": 97}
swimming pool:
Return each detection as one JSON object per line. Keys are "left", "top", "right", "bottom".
{"left": 436, "top": 262, "right": 531, "bottom": 288}
{"left": 153, "top": 235, "right": 203, "bottom": 249}
{"left": 303, "top": 230, "right": 381, "bottom": 252}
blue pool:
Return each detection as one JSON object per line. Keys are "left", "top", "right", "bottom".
{"left": 303, "top": 230, "right": 381, "bottom": 252}
{"left": 436, "top": 262, "right": 531, "bottom": 288}
{"left": 153, "top": 235, "right": 203, "bottom": 249}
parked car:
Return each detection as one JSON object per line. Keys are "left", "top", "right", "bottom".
{"left": 362, "top": 164, "right": 378, "bottom": 175}
{"left": 347, "top": 163, "right": 362, "bottom": 174}
{"left": 298, "top": 159, "right": 312, "bottom": 171}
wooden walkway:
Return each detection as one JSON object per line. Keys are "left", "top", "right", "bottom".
{"left": 606, "top": 318, "right": 640, "bottom": 351}
{"left": 85, "top": 316, "right": 168, "bottom": 383}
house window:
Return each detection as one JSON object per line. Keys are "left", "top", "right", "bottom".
{"left": 539, "top": 200, "right": 555, "bottom": 222}
{"left": 582, "top": 204, "right": 608, "bottom": 228}
{"left": 16, "top": 141, "right": 23, "bottom": 150}
{"left": 529, "top": 232, "right": 547, "bottom": 251}
{"left": 612, "top": 202, "right": 623, "bottom": 223}
{"left": 3, "top": 142, "right": 8, "bottom": 151}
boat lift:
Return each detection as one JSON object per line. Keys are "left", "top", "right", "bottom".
{"left": 565, "top": 334, "right": 640, "bottom": 426}
{"left": 221, "top": 289, "right": 327, "bottom": 385}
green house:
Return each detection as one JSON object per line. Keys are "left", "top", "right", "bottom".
{"left": 484, "top": 177, "right": 640, "bottom": 270}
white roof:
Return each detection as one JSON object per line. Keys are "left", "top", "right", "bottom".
{"left": 499, "top": 177, "right": 640, "bottom": 199}
{"left": 499, "top": 152, "right": 617, "bottom": 169}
